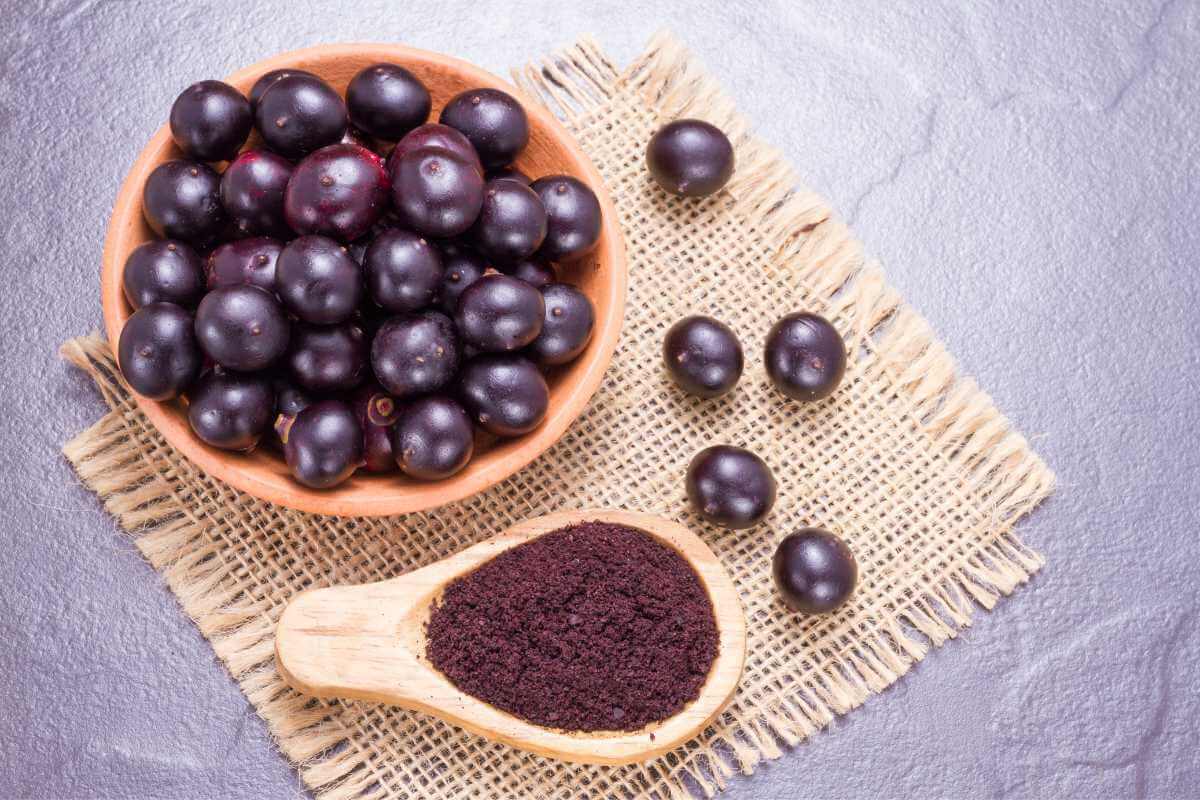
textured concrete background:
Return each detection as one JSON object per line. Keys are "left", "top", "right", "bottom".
{"left": 2, "top": 1, "right": 1198, "bottom": 798}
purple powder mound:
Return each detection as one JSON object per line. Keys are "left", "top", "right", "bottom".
{"left": 425, "top": 521, "right": 719, "bottom": 732}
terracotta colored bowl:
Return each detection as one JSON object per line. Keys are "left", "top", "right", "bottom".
{"left": 101, "top": 43, "right": 627, "bottom": 517}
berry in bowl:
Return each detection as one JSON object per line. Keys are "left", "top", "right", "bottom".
{"left": 101, "top": 44, "right": 626, "bottom": 516}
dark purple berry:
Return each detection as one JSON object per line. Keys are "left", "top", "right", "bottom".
{"left": 169, "top": 80, "right": 252, "bottom": 162}
{"left": 458, "top": 354, "right": 548, "bottom": 437}
{"left": 370, "top": 311, "right": 460, "bottom": 398}
{"left": 646, "top": 119, "right": 734, "bottom": 197}
{"left": 276, "top": 235, "right": 363, "bottom": 324}
{"left": 346, "top": 238, "right": 370, "bottom": 267}
{"left": 393, "top": 395, "right": 474, "bottom": 480}
{"left": 364, "top": 228, "right": 443, "bottom": 313}
{"left": 255, "top": 73, "right": 348, "bottom": 159}
{"left": 387, "top": 122, "right": 481, "bottom": 174}
{"left": 285, "top": 321, "right": 368, "bottom": 394}
{"left": 248, "top": 68, "right": 319, "bottom": 109}
{"left": 531, "top": 175, "right": 602, "bottom": 262}
{"left": 773, "top": 528, "right": 858, "bottom": 614}
{"left": 471, "top": 178, "right": 547, "bottom": 263}
{"left": 117, "top": 303, "right": 201, "bottom": 400}
{"left": 282, "top": 400, "right": 363, "bottom": 489}
{"left": 351, "top": 382, "right": 401, "bottom": 473}
{"left": 503, "top": 258, "right": 555, "bottom": 288}
{"left": 220, "top": 149, "right": 293, "bottom": 238}
{"left": 764, "top": 312, "right": 846, "bottom": 402}
{"left": 439, "top": 88, "right": 529, "bottom": 170}
{"left": 284, "top": 143, "right": 390, "bottom": 241}
{"left": 194, "top": 285, "right": 289, "bottom": 371}
{"left": 686, "top": 445, "right": 776, "bottom": 529}
{"left": 390, "top": 147, "right": 484, "bottom": 238}
{"left": 273, "top": 378, "right": 313, "bottom": 417}
{"left": 529, "top": 283, "right": 594, "bottom": 366}
{"left": 346, "top": 62, "right": 431, "bottom": 141}
{"left": 339, "top": 126, "right": 377, "bottom": 151}
{"left": 663, "top": 315, "right": 743, "bottom": 398}
{"left": 454, "top": 274, "right": 544, "bottom": 352}
{"left": 142, "top": 160, "right": 225, "bottom": 245}
{"left": 270, "top": 378, "right": 314, "bottom": 450}
{"left": 487, "top": 166, "right": 531, "bottom": 185}
{"left": 437, "top": 242, "right": 488, "bottom": 314}
{"left": 187, "top": 369, "right": 274, "bottom": 451}
{"left": 122, "top": 240, "right": 204, "bottom": 309}
{"left": 205, "top": 237, "right": 282, "bottom": 293}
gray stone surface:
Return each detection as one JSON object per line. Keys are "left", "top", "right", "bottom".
{"left": 2, "top": 0, "right": 1197, "bottom": 797}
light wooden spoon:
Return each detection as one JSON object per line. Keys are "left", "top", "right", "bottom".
{"left": 275, "top": 509, "right": 747, "bottom": 765}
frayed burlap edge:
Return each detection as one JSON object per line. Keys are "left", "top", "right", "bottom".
{"left": 62, "top": 32, "right": 1055, "bottom": 800}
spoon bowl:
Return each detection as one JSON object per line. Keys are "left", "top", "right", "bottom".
{"left": 275, "top": 509, "right": 747, "bottom": 764}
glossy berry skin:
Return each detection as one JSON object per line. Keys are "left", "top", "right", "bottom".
{"left": 764, "top": 312, "right": 846, "bottom": 402}
{"left": 646, "top": 119, "right": 734, "bottom": 198}
{"left": 186, "top": 369, "right": 274, "bottom": 451}
{"left": 471, "top": 178, "right": 547, "bottom": 263}
{"left": 686, "top": 445, "right": 776, "bottom": 529}
{"left": 393, "top": 395, "right": 474, "bottom": 480}
{"left": 504, "top": 258, "right": 555, "bottom": 288}
{"left": 255, "top": 73, "right": 348, "bottom": 159}
{"left": 117, "top": 303, "right": 201, "bottom": 400}
{"left": 286, "top": 321, "right": 368, "bottom": 394}
{"left": 169, "top": 80, "right": 252, "bottom": 162}
{"left": 455, "top": 274, "right": 544, "bottom": 353}
{"left": 351, "top": 382, "right": 402, "bottom": 473}
{"left": 531, "top": 175, "right": 602, "bottom": 262}
{"left": 439, "top": 88, "right": 529, "bottom": 170}
{"left": 194, "top": 285, "right": 290, "bottom": 371}
{"left": 248, "top": 68, "right": 318, "bottom": 109}
{"left": 387, "top": 123, "right": 481, "bottom": 174}
{"left": 283, "top": 400, "right": 363, "bottom": 489}
{"left": 205, "top": 237, "right": 282, "bottom": 293}
{"left": 220, "top": 149, "right": 293, "bottom": 238}
{"left": 270, "top": 378, "right": 313, "bottom": 449}
{"left": 276, "top": 235, "right": 363, "bottom": 324}
{"left": 364, "top": 228, "right": 444, "bottom": 313}
{"left": 370, "top": 311, "right": 460, "bottom": 398}
{"left": 663, "top": 315, "right": 743, "bottom": 399}
{"left": 458, "top": 354, "right": 548, "bottom": 437}
{"left": 437, "top": 243, "right": 488, "bottom": 314}
{"left": 487, "top": 166, "right": 531, "bottom": 185}
{"left": 142, "top": 160, "right": 225, "bottom": 245}
{"left": 122, "top": 240, "right": 204, "bottom": 309}
{"left": 273, "top": 378, "right": 313, "bottom": 417}
{"left": 529, "top": 283, "right": 594, "bottom": 366}
{"left": 772, "top": 528, "right": 858, "bottom": 614}
{"left": 284, "top": 143, "right": 390, "bottom": 241}
{"left": 390, "top": 147, "right": 484, "bottom": 238}
{"left": 346, "top": 63, "right": 431, "bottom": 140}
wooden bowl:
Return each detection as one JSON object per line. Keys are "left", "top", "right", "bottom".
{"left": 100, "top": 43, "right": 627, "bottom": 517}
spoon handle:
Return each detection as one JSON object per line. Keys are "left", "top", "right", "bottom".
{"left": 275, "top": 578, "right": 426, "bottom": 704}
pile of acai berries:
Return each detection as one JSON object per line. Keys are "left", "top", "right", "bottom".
{"left": 117, "top": 64, "right": 602, "bottom": 490}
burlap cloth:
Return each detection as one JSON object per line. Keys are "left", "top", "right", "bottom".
{"left": 62, "top": 33, "right": 1055, "bottom": 800}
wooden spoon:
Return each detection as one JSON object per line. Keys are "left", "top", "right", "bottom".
{"left": 275, "top": 509, "right": 747, "bottom": 765}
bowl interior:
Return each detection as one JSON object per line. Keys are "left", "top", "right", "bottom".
{"left": 101, "top": 44, "right": 625, "bottom": 516}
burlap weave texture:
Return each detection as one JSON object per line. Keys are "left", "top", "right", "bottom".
{"left": 62, "top": 33, "right": 1054, "bottom": 800}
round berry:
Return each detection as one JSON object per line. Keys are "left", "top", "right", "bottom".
{"left": 439, "top": 88, "right": 529, "bottom": 169}
{"left": 122, "top": 240, "right": 204, "bottom": 309}
{"left": 169, "top": 80, "right": 252, "bottom": 162}
{"left": 117, "top": 303, "right": 201, "bottom": 400}
{"left": 346, "top": 62, "right": 431, "bottom": 140}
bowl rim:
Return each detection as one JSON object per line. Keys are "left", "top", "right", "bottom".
{"left": 100, "top": 42, "right": 627, "bottom": 517}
